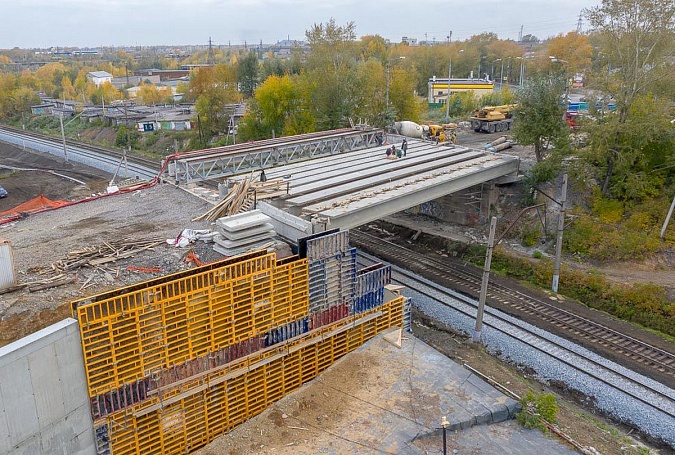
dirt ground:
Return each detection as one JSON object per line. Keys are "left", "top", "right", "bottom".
{"left": 0, "top": 141, "right": 111, "bottom": 213}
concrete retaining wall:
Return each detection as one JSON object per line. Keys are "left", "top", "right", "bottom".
{"left": 0, "top": 318, "right": 95, "bottom": 455}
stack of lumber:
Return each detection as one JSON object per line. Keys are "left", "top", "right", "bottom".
{"left": 192, "top": 176, "right": 288, "bottom": 222}
{"left": 212, "top": 210, "right": 277, "bottom": 256}
{"left": 50, "top": 237, "right": 165, "bottom": 272}
{"left": 0, "top": 237, "right": 165, "bottom": 296}
{"left": 193, "top": 176, "right": 255, "bottom": 222}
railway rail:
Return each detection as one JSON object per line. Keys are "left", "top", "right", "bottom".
{"left": 356, "top": 250, "right": 675, "bottom": 446}
{"left": 0, "top": 125, "right": 160, "bottom": 180}
{"left": 350, "top": 230, "right": 675, "bottom": 385}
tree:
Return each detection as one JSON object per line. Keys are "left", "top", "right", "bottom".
{"left": 136, "top": 83, "right": 172, "bottom": 106}
{"left": 578, "top": 94, "right": 675, "bottom": 201}
{"left": 237, "top": 51, "right": 259, "bottom": 97}
{"left": 546, "top": 32, "right": 593, "bottom": 75}
{"left": 512, "top": 76, "right": 569, "bottom": 163}
{"left": 91, "top": 82, "right": 120, "bottom": 105}
{"left": 303, "top": 19, "right": 360, "bottom": 129}
{"left": 187, "top": 64, "right": 240, "bottom": 135}
{"left": 254, "top": 74, "right": 311, "bottom": 136}
{"left": 584, "top": 0, "right": 675, "bottom": 198}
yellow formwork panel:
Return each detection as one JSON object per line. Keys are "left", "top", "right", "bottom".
{"left": 104, "top": 297, "right": 405, "bottom": 455}
{"left": 75, "top": 253, "right": 308, "bottom": 397}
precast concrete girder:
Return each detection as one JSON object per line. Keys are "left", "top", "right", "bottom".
{"left": 303, "top": 158, "right": 519, "bottom": 232}
{"left": 172, "top": 129, "right": 381, "bottom": 183}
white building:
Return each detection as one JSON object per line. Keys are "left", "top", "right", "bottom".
{"left": 86, "top": 71, "right": 113, "bottom": 87}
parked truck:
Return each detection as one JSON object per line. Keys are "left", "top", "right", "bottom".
{"left": 469, "top": 104, "right": 517, "bottom": 133}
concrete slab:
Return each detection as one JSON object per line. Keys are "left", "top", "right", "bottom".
{"left": 196, "top": 331, "right": 575, "bottom": 454}
{"left": 213, "top": 231, "right": 276, "bottom": 249}
{"left": 215, "top": 210, "right": 272, "bottom": 232}
{"left": 217, "top": 223, "right": 275, "bottom": 240}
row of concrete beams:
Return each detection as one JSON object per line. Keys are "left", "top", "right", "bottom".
{"left": 244, "top": 139, "right": 519, "bottom": 231}
{"left": 170, "top": 128, "right": 382, "bottom": 183}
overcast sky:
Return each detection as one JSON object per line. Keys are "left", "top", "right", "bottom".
{"left": 2, "top": 0, "right": 596, "bottom": 49}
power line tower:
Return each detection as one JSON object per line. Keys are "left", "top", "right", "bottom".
{"left": 576, "top": 13, "right": 583, "bottom": 33}
{"left": 207, "top": 37, "right": 215, "bottom": 65}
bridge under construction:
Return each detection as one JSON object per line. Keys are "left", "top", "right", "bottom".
{"left": 0, "top": 127, "right": 523, "bottom": 455}
{"left": 179, "top": 128, "right": 520, "bottom": 241}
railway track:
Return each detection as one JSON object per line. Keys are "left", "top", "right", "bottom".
{"left": 350, "top": 230, "right": 675, "bottom": 384}
{"left": 356, "top": 251, "right": 675, "bottom": 445}
{"left": 0, "top": 125, "right": 160, "bottom": 180}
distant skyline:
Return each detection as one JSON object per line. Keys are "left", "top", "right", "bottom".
{"left": 2, "top": 0, "right": 596, "bottom": 49}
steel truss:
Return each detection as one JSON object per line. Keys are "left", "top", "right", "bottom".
{"left": 171, "top": 129, "right": 381, "bottom": 183}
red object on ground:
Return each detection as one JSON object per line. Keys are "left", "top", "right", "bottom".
{"left": 184, "top": 251, "right": 203, "bottom": 267}
{"left": 126, "top": 266, "right": 161, "bottom": 273}
{"left": 0, "top": 195, "right": 68, "bottom": 219}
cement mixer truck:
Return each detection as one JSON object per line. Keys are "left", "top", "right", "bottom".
{"left": 394, "top": 121, "right": 458, "bottom": 144}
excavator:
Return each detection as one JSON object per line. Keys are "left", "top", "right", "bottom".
{"left": 470, "top": 104, "right": 517, "bottom": 133}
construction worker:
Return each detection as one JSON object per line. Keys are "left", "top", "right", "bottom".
{"left": 260, "top": 170, "right": 267, "bottom": 182}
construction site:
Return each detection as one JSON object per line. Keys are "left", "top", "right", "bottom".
{"left": 0, "top": 127, "right": 590, "bottom": 455}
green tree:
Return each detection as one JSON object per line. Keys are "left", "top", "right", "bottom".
{"left": 388, "top": 66, "right": 423, "bottom": 123}
{"left": 188, "top": 64, "right": 240, "bottom": 135}
{"left": 578, "top": 94, "right": 675, "bottom": 201}
{"left": 512, "top": 76, "right": 569, "bottom": 162}
{"left": 303, "top": 19, "right": 360, "bottom": 129}
{"left": 237, "top": 51, "right": 259, "bottom": 97}
{"left": 584, "top": 0, "right": 675, "bottom": 198}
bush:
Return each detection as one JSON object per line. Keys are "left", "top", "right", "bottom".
{"left": 516, "top": 390, "right": 558, "bottom": 431}
{"left": 464, "top": 249, "right": 674, "bottom": 337}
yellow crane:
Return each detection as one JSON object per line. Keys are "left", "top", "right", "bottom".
{"left": 470, "top": 104, "right": 517, "bottom": 133}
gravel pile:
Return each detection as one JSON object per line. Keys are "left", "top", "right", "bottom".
{"left": 389, "top": 262, "right": 675, "bottom": 449}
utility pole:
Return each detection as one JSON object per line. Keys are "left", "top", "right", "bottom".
{"left": 385, "top": 65, "right": 390, "bottom": 109}
{"left": 445, "top": 61, "right": 452, "bottom": 122}
{"left": 473, "top": 216, "right": 497, "bottom": 343}
{"left": 552, "top": 174, "right": 568, "bottom": 293}
{"left": 660, "top": 194, "right": 675, "bottom": 239}
{"left": 59, "top": 112, "right": 68, "bottom": 162}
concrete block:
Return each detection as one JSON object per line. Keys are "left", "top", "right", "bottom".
{"left": 0, "top": 319, "right": 95, "bottom": 455}
{"left": 32, "top": 370, "right": 65, "bottom": 428}
{"left": 12, "top": 433, "right": 41, "bottom": 455}
{"left": 39, "top": 413, "right": 94, "bottom": 455}
{"left": 0, "top": 356, "right": 39, "bottom": 445}
{"left": 218, "top": 223, "right": 275, "bottom": 240}
{"left": 0, "top": 389, "right": 11, "bottom": 454}
{"left": 466, "top": 372, "right": 499, "bottom": 394}
{"left": 213, "top": 231, "right": 276, "bottom": 249}
{"left": 216, "top": 210, "right": 272, "bottom": 232}
{"left": 54, "top": 334, "right": 89, "bottom": 410}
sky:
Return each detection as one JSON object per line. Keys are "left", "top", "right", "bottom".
{"left": 1, "top": 0, "right": 596, "bottom": 49}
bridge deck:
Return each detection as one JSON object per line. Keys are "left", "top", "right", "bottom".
{"left": 235, "top": 139, "right": 519, "bottom": 231}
